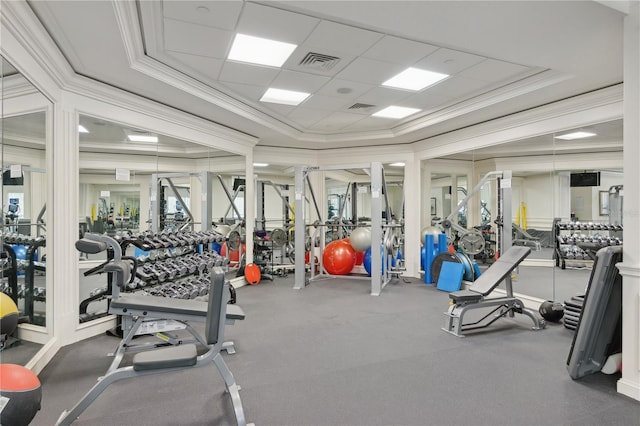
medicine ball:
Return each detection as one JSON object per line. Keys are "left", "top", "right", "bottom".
{"left": 0, "top": 364, "right": 42, "bottom": 426}
{"left": 539, "top": 300, "right": 564, "bottom": 322}
{"left": 1, "top": 292, "right": 19, "bottom": 337}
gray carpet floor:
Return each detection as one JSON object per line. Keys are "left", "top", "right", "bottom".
{"left": 33, "top": 274, "right": 639, "bottom": 426}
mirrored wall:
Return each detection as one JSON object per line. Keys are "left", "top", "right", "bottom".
{"left": 1, "top": 56, "right": 51, "bottom": 364}
{"left": 421, "top": 119, "right": 623, "bottom": 304}
{"left": 77, "top": 114, "right": 246, "bottom": 323}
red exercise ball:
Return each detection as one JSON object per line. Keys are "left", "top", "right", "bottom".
{"left": 323, "top": 239, "right": 356, "bottom": 275}
{"left": 220, "top": 242, "right": 246, "bottom": 262}
{"left": 355, "top": 251, "right": 364, "bottom": 266}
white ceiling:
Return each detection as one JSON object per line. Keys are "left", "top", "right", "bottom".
{"left": 24, "top": 0, "right": 624, "bottom": 151}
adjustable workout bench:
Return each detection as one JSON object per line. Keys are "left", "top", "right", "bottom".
{"left": 512, "top": 224, "right": 542, "bottom": 251}
{"left": 76, "top": 234, "right": 245, "bottom": 376}
{"left": 443, "top": 245, "right": 545, "bottom": 337}
{"left": 56, "top": 266, "right": 248, "bottom": 425}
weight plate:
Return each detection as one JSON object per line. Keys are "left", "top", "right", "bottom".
{"left": 227, "top": 230, "right": 241, "bottom": 251}
{"left": 270, "top": 228, "right": 287, "bottom": 246}
{"left": 459, "top": 232, "right": 485, "bottom": 255}
{"left": 430, "top": 252, "right": 460, "bottom": 284}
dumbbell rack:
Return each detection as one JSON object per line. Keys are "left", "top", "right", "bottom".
{"left": 553, "top": 220, "right": 623, "bottom": 269}
{"left": 80, "top": 230, "right": 229, "bottom": 323}
{"left": 1, "top": 232, "right": 46, "bottom": 325}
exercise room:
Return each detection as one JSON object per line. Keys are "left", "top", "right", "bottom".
{"left": 1, "top": 1, "right": 639, "bottom": 425}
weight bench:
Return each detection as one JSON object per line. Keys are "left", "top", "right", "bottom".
{"left": 443, "top": 245, "right": 545, "bottom": 337}
{"left": 56, "top": 267, "right": 248, "bottom": 426}
{"left": 75, "top": 234, "right": 245, "bottom": 376}
{"left": 512, "top": 224, "right": 542, "bottom": 251}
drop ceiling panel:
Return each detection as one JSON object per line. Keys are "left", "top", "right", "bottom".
{"left": 269, "top": 69, "right": 330, "bottom": 93}
{"left": 400, "top": 91, "right": 455, "bottom": 110}
{"left": 287, "top": 107, "right": 331, "bottom": 128}
{"left": 166, "top": 51, "right": 224, "bottom": 81}
{"left": 457, "top": 58, "right": 531, "bottom": 83}
{"left": 363, "top": 35, "right": 439, "bottom": 66}
{"left": 219, "top": 61, "right": 279, "bottom": 86}
{"left": 423, "top": 75, "right": 494, "bottom": 99}
{"left": 161, "top": 0, "right": 242, "bottom": 31}
{"left": 315, "top": 78, "right": 374, "bottom": 99}
{"left": 163, "top": 18, "right": 233, "bottom": 58}
{"left": 356, "top": 86, "right": 413, "bottom": 106}
{"left": 218, "top": 81, "right": 266, "bottom": 102}
{"left": 300, "top": 94, "right": 352, "bottom": 111}
{"left": 236, "top": 2, "right": 319, "bottom": 44}
{"left": 415, "top": 48, "right": 486, "bottom": 75}
{"left": 337, "top": 57, "right": 406, "bottom": 85}
{"left": 262, "top": 103, "right": 297, "bottom": 116}
{"left": 309, "top": 111, "right": 366, "bottom": 131}
{"left": 304, "top": 20, "right": 384, "bottom": 56}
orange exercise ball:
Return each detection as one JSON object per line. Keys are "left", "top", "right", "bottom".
{"left": 322, "top": 239, "right": 356, "bottom": 275}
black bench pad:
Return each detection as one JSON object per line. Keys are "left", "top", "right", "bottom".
{"left": 449, "top": 289, "right": 483, "bottom": 303}
{"left": 111, "top": 293, "right": 245, "bottom": 320}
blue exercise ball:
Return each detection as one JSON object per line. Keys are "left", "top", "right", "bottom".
{"left": 211, "top": 242, "right": 222, "bottom": 254}
{"left": 12, "top": 245, "right": 28, "bottom": 260}
{"left": 363, "top": 245, "right": 396, "bottom": 276}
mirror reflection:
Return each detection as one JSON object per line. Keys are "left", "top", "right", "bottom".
{"left": 422, "top": 119, "right": 622, "bottom": 309}
{"left": 77, "top": 115, "right": 247, "bottom": 322}
{"left": 1, "top": 56, "right": 50, "bottom": 365}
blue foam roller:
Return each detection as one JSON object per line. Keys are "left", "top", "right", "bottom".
{"left": 424, "top": 234, "right": 435, "bottom": 284}
{"left": 437, "top": 233, "right": 448, "bottom": 255}
{"left": 473, "top": 262, "right": 482, "bottom": 279}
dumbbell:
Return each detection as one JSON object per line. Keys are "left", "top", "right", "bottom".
{"left": 165, "top": 259, "right": 188, "bottom": 277}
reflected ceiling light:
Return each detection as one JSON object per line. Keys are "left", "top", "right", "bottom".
{"left": 390, "top": 162, "right": 405, "bottom": 167}
{"left": 78, "top": 125, "right": 89, "bottom": 133}
{"left": 372, "top": 106, "right": 421, "bottom": 119}
{"left": 228, "top": 34, "right": 297, "bottom": 67}
{"left": 253, "top": 163, "right": 269, "bottom": 167}
{"left": 382, "top": 67, "right": 449, "bottom": 91}
{"left": 555, "top": 131, "right": 597, "bottom": 140}
{"left": 260, "top": 88, "right": 310, "bottom": 106}
{"left": 127, "top": 134, "right": 158, "bottom": 143}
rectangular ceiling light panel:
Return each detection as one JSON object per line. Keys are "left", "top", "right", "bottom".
{"left": 383, "top": 67, "right": 449, "bottom": 91}
{"left": 555, "top": 131, "right": 597, "bottom": 140}
{"left": 260, "top": 88, "right": 310, "bottom": 106}
{"left": 78, "top": 125, "right": 89, "bottom": 133}
{"left": 228, "top": 33, "right": 297, "bottom": 67}
{"left": 372, "top": 106, "right": 421, "bottom": 119}
{"left": 127, "top": 134, "right": 159, "bottom": 143}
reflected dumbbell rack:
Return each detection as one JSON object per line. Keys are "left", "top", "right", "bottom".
{"left": 79, "top": 230, "right": 231, "bottom": 324}
{"left": 0, "top": 231, "right": 46, "bottom": 325}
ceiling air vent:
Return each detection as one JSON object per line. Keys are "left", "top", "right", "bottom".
{"left": 299, "top": 52, "right": 341, "bottom": 71}
{"left": 348, "top": 103, "right": 376, "bottom": 110}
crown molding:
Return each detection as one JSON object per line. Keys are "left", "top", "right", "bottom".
{"left": 414, "top": 84, "right": 623, "bottom": 159}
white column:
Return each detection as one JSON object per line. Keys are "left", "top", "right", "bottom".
{"left": 618, "top": 1, "right": 640, "bottom": 401}
{"left": 404, "top": 154, "right": 420, "bottom": 278}
{"left": 52, "top": 101, "right": 80, "bottom": 346}
{"left": 244, "top": 154, "right": 254, "bottom": 264}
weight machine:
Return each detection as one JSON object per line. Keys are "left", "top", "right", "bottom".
{"left": 435, "top": 171, "right": 513, "bottom": 260}
{"left": 150, "top": 172, "right": 214, "bottom": 233}
{"left": 294, "top": 162, "right": 403, "bottom": 296}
